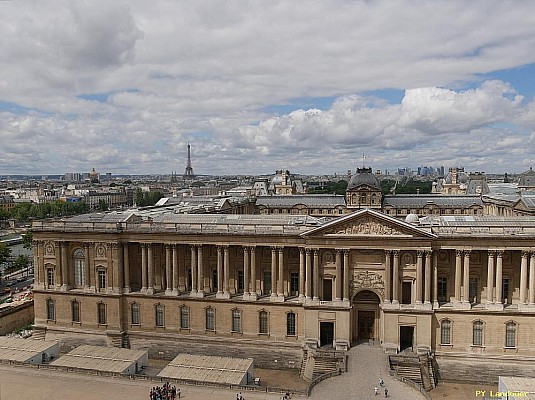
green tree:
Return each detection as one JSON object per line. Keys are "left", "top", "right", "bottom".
{"left": 22, "top": 231, "right": 33, "bottom": 250}
{"left": 98, "top": 199, "right": 109, "bottom": 211}
{"left": 12, "top": 254, "right": 29, "bottom": 272}
{"left": 0, "top": 242, "right": 12, "bottom": 266}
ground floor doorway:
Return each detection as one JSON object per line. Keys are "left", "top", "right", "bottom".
{"left": 351, "top": 290, "right": 381, "bottom": 344}
{"left": 399, "top": 326, "right": 414, "bottom": 352}
{"left": 320, "top": 322, "right": 334, "bottom": 347}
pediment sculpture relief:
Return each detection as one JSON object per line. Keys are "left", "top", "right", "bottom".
{"left": 327, "top": 217, "right": 404, "bottom": 236}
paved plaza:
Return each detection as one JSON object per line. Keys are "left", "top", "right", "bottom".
{"left": 310, "top": 344, "right": 426, "bottom": 400}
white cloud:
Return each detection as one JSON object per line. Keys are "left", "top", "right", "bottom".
{"left": 1, "top": 1, "right": 535, "bottom": 174}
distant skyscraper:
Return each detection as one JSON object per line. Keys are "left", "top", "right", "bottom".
{"left": 183, "top": 143, "right": 195, "bottom": 178}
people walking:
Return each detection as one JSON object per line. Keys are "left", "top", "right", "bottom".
{"left": 374, "top": 386, "right": 379, "bottom": 396}
{"left": 384, "top": 387, "right": 389, "bottom": 398}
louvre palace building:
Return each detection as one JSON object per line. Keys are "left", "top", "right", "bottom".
{"left": 31, "top": 168, "right": 535, "bottom": 383}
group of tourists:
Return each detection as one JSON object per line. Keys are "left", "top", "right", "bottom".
{"left": 149, "top": 382, "right": 180, "bottom": 400}
{"left": 374, "top": 378, "right": 389, "bottom": 398}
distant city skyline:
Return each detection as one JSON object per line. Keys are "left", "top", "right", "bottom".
{"left": 1, "top": 1, "right": 535, "bottom": 175}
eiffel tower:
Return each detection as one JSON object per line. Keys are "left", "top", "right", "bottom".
{"left": 183, "top": 143, "right": 195, "bottom": 178}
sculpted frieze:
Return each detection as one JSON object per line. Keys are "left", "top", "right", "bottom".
{"left": 351, "top": 270, "right": 385, "bottom": 297}
{"left": 326, "top": 217, "right": 404, "bottom": 236}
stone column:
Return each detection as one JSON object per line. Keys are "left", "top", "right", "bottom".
{"left": 60, "top": 241, "right": 68, "bottom": 290}
{"left": 147, "top": 243, "right": 154, "bottom": 294}
{"left": 313, "top": 249, "right": 319, "bottom": 300}
{"left": 114, "top": 242, "right": 123, "bottom": 293}
{"left": 88, "top": 243, "right": 95, "bottom": 291}
{"left": 343, "top": 250, "right": 350, "bottom": 301}
{"left": 250, "top": 246, "right": 257, "bottom": 299}
{"left": 384, "top": 250, "right": 391, "bottom": 304}
{"left": 432, "top": 250, "right": 439, "bottom": 308}
{"left": 140, "top": 244, "right": 147, "bottom": 292}
{"left": 392, "top": 250, "right": 399, "bottom": 304}
{"left": 463, "top": 250, "right": 471, "bottom": 303}
{"left": 165, "top": 244, "right": 172, "bottom": 295}
{"left": 278, "top": 247, "right": 284, "bottom": 298}
{"left": 123, "top": 243, "right": 130, "bottom": 293}
{"left": 270, "top": 247, "right": 277, "bottom": 298}
{"left": 424, "top": 250, "right": 431, "bottom": 304}
{"left": 495, "top": 250, "right": 503, "bottom": 304}
{"left": 454, "top": 250, "right": 462, "bottom": 302}
{"left": 486, "top": 250, "right": 495, "bottom": 303}
{"left": 335, "top": 250, "right": 342, "bottom": 301}
{"left": 178, "top": 245, "right": 186, "bottom": 292}
{"left": 520, "top": 250, "right": 529, "bottom": 304}
{"left": 529, "top": 252, "right": 535, "bottom": 305}
{"left": 243, "top": 246, "right": 250, "bottom": 297}
{"left": 305, "top": 249, "right": 312, "bottom": 299}
{"left": 32, "top": 241, "right": 40, "bottom": 288}
{"left": 190, "top": 245, "right": 197, "bottom": 296}
{"left": 84, "top": 243, "right": 90, "bottom": 290}
{"left": 299, "top": 248, "right": 305, "bottom": 300}
{"left": 223, "top": 246, "right": 230, "bottom": 297}
{"left": 216, "top": 246, "right": 223, "bottom": 296}
{"left": 416, "top": 250, "right": 423, "bottom": 304}
{"left": 172, "top": 244, "right": 178, "bottom": 295}
{"left": 197, "top": 244, "right": 204, "bottom": 296}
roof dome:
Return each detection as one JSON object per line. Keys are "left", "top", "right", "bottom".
{"left": 444, "top": 168, "right": 469, "bottom": 184}
{"left": 347, "top": 167, "right": 380, "bottom": 190}
{"left": 405, "top": 213, "right": 419, "bottom": 224}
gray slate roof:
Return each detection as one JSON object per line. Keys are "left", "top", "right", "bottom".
{"left": 383, "top": 195, "right": 483, "bottom": 208}
{"left": 256, "top": 195, "right": 346, "bottom": 207}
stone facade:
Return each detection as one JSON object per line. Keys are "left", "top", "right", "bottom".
{"left": 31, "top": 209, "right": 535, "bottom": 381}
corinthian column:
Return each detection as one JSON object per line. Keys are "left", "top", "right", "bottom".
{"left": 520, "top": 250, "right": 529, "bottom": 304}
{"left": 495, "top": 251, "right": 503, "bottom": 304}
{"left": 141, "top": 243, "right": 147, "bottom": 293}
{"left": 486, "top": 250, "right": 495, "bottom": 303}
{"left": 270, "top": 247, "right": 277, "bottom": 298}
{"left": 299, "top": 248, "right": 305, "bottom": 300}
{"left": 463, "top": 250, "right": 471, "bottom": 304}
{"left": 416, "top": 250, "right": 423, "bottom": 304}
{"left": 343, "top": 249, "right": 350, "bottom": 301}
{"left": 529, "top": 252, "right": 535, "bottom": 305}
{"left": 384, "top": 250, "right": 391, "bottom": 304}
{"left": 392, "top": 250, "right": 399, "bottom": 304}
{"left": 243, "top": 246, "right": 250, "bottom": 297}
{"left": 424, "top": 250, "right": 431, "bottom": 304}
{"left": 313, "top": 249, "right": 319, "bottom": 300}
{"left": 454, "top": 250, "right": 462, "bottom": 302}
{"left": 165, "top": 244, "right": 172, "bottom": 295}
{"left": 305, "top": 249, "right": 312, "bottom": 299}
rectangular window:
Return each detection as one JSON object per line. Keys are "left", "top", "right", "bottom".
{"left": 180, "top": 306, "right": 189, "bottom": 329}
{"left": 438, "top": 277, "right": 448, "bottom": 302}
{"left": 71, "top": 301, "right": 80, "bottom": 323}
{"left": 98, "top": 270, "right": 106, "bottom": 291}
{"left": 232, "top": 309, "right": 241, "bottom": 333}
{"left": 502, "top": 279, "right": 510, "bottom": 303}
{"left": 237, "top": 270, "right": 244, "bottom": 293}
{"left": 131, "top": 303, "right": 140, "bottom": 325}
{"left": 155, "top": 305, "right": 165, "bottom": 327}
{"left": 473, "top": 321, "right": 483, "bottom": 346}
{"left": 47, "top": 269, "right": 55, "bottom": 287}
{"left": 290, "top": 272, "right": 299, "bottom": 295}
{"left": 46, "top": 299, "right": 55, "bottom": 320}
{"left": 263, "top": 271, "right": 271, "bottom": 295}
{"left": 259, "top": 311, "right": 268, "bottom": 334}
{"left": 97, "top": 303, "right": 106, "bottom": 325}
{"left": 74, "top": 259, "right": 86, "bottom": 286}
{"left": 469, "top": 278, "right": 478, "bottom": 303}
{"left": 441, "top": 320, "right": 451, "bottom": 345}
{"left": 505, "top": 322, "right": 516, "bottom": 348}
{"left": 287, "top": 312, "right": 296, "bottom": 336}
{"left": 206, "top": 308, "right": 215, "bottom": 331}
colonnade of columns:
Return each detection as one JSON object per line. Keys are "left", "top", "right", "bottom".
{"left": 383, "top": 249, "right": 433, "bottom": 309}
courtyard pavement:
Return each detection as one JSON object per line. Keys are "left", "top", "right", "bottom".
{"left": 309, "top": 344, "right": 427, "bottom": 400}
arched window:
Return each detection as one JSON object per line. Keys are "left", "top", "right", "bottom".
{"left": 97, "top": 303, "right": 107, "bottom": 325}
{"left": 286, "top": 312, "right": 296, "bottom": 336}
{"left": 180, "top": 305, "right": 189, "bottom": 329}
{"left": 131, "top": 303, "right": 140, "bottom": 325}
{"left": 206, "top": 307, "right": 215, "bottom": 331}
{"left": 155, "top": 304, "right": 165, "bottom": 327}
{"left": 440, "top": 319, "right": 451, "bottom": 345}
{"left": 71, "top": 300, "right": 80, "bottom": 323}
{"left": 505, "top": 322, "right": 517, "bottom": 348}
{"left": 231, "top": 309, "right": 241, "bottom": 333}
{"left": 73, "top": 248, "right": 86, "bottom": 286}
{"left": 46, "top": 299, "right": 55, "bottom": 320}
{"left": 472, "top": 320, "right": 483, "bottom": 346}
{"left": 259, "top": 310, "right": 269, "bottom": 334}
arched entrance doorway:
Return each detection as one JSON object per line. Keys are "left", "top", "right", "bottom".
{"left": 351, "top": 290, "right": 381, "bottom": 344}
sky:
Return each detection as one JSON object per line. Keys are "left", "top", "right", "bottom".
{"left": 1, "top": 1, "right": 535, "bottom": 176}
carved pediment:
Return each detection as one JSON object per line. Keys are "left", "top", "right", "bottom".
{"left": 324, "top": 216, "right": 405, "bottom": 236}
